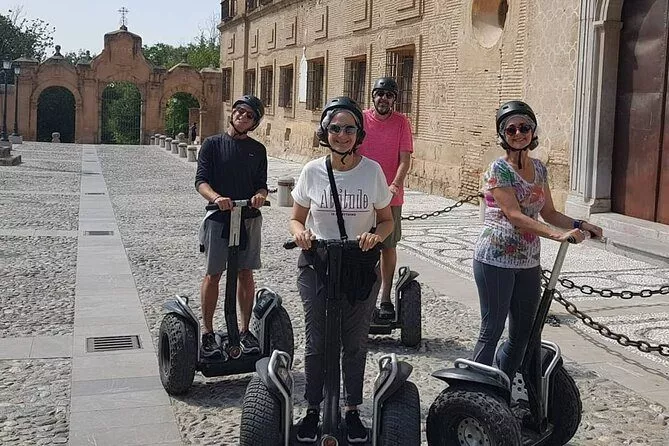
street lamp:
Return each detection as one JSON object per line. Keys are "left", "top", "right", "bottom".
{"left": 1, "top": 58, "right": 11, "bottom": 142}
{"left": 11, "top": 64, "right": 20, "bottom": 138}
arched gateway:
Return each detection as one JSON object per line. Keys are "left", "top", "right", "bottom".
{"left": 12, "top": 26, "right": 222, "bottom": 144}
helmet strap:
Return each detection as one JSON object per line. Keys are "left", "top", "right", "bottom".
{"left": 500, "top": 135, "right": 535, "bottom": 170}
{"left": 328, "top": 147, "right": 357, "bottom": 165}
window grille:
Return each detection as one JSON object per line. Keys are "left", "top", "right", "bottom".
{"left": 244, "top": 69, "right": 256, "bottom": 96}
{"left": 385, "top": 47, "right": 415, "bottom": 116}
{"left": 279, "top": 65, "right": 294, "bottom": 108}
{"left": 260, "top": 66, "right": 273, "bottom": 107}
{"left": 344, "top": 57, "right": 367, "bottom": 105}
{"left": 222, "top": 68, "right": 232, "bottom": 102}
{"left": 306, "top": 58, "right": 325, "bottom": 110}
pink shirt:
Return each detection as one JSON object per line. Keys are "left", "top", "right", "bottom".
{"left": 358, "top": 110, "right": 414, "bottom": 206}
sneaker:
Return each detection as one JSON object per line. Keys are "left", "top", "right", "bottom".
{"left": 378, "top": 302, "right": 396, "bottom": 320}
{"left": 296, "top": 408, "right": 320, "bottom": 443}
{"left": 240, "top": 330, "right": 261, "bottom": 354}
{"left": 200, "top": 332, "right": 222, "bottom": 359}
{"left": 345, "top": 410, "right": 368, "bottom": 443}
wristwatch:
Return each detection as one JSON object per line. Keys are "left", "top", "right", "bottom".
{"left": 573, "top": 219, "right": 584, "bottom": 229}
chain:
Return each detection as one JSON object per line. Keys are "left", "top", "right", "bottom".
{"left": 401, "top": 193, "right": 483, "bottom": 221}
{"left": 541, "top": 269, "right": 669, "bottom": 299}
{"left": 551, "top": 289, "right": 669, "bottom": 356}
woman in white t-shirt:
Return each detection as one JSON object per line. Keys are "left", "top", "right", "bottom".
{"left": 289, "top": 97, "right": 393, "bottom": 444}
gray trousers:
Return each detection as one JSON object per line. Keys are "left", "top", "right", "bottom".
{"left": 472, "top": 259, "right": 541, "bottom": 381}
{"left": 297, "top": 252, "right": 379, "bottom": 407}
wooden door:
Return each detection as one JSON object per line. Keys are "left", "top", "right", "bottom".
{"left": 613, "top": 0, "right": 669, "bottom": 224}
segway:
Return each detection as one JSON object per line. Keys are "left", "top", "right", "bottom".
{"left": 369, "top": 266, "right": 422, "bottom": 347}
{"left": 239, "top": 239, "right": 421, "bottom": 446}
{"left": 426, "top": 238, "right": 583, "bottom": 446}
{"left": 157, "top": 199, "right": 294, "bottom": 395}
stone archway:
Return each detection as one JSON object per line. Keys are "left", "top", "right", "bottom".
{"left": 36, "top": 86, "right": 76, "bottom": 143}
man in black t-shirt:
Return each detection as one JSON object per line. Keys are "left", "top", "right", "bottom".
{"left": 195, "top": 95, "right": 268, "bottom": 358}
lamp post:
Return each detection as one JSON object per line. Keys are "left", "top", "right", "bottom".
{"left": 11, "top": 64, "right": 20, "bottom": 139}
{"left": 1, "top": 58, "right": 10, "bottom": 142}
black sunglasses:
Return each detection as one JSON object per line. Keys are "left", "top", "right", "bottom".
{"left": 504, "top": 124, "right": 533, "bottom": 136}
{"left": 234, "top": 107, "right": 256, "bottom": 120}
{"left": 374, "top": 90, "right": 396, "bottom": 99}
{"left": 327, "top": 124, "right": 358, "bottom": 135}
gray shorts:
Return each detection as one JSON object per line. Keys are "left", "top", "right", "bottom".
{"left": 382, "top": 206, "right": 402, "bottom": 249}
{"left": 201, "top": 215, "right": 262, "bottom": 275}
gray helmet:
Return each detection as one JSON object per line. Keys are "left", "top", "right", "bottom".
{"left": 372, "top": 77, "right": 398, "bottom": 95}
{"left": 317, "top": 96, "right": 366, "bottom": 148}
{"left": 496, "top": 101, "right": 536, "bottom": 135}
{"left": 233, "top": 95, "right": 265, "bottom": 129}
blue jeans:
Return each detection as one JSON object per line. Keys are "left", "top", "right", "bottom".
{"left": 472, "top": 259, "right": 541, "bottom": 381}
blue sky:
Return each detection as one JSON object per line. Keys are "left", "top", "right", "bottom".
{"left": 1, "top": 1, "right": 220, "bottom": 54}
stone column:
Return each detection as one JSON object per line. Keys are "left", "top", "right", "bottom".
{"left": 187, "top": 145, "right": 197, "bottom": 162}
{"left": 178, "top": 142, "right": 187, "bottom": 158}
{"left": 566, "top": 1, "right": 623, "bottom": 219}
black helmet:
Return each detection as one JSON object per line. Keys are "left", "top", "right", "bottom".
{"left": 372, "top": 77, "right": 398, "bottom": 95}
{"left": 233, "top": 95, "right": 265, "bottom": 128}
{"left": 496, "top": 100, "right": 536, "bottom": 134}
{"left": 317, "top": 96, "right": 365, "bottom": 148}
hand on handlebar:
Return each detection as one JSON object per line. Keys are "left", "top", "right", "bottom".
{"left": 581, "top": 221, "right": 603, "bottom": 239}
{"left": 250, "top": 193, "right": 266, "bottom": 209}
{"left": 214, "top": 196, "right": 233, "bottom": 211}
{"left": 358, "top": 232, "right": 382, "bottom": 251}
{"left": 293, "top": 228, "right": 315, "bottom": 250}
{"left": 558, "top": 228, "right": 586, "bottom": 244}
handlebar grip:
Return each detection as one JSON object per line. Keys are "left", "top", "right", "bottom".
{"left": 205, "top": 204, "right": 218, "bottom": 211}
{"left": 283, "top": 240, "right": 297, "bottom": 250}
{"left": 205, "top": 200, "right": 271, "bottom": 212}
{"left": 567, "top": 235, "right": 576, "bottom": 244}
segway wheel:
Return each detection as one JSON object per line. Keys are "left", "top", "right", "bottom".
{"left": 158, "top": 314, "right": 197, "bottom": 395}
{"left": 545, "top": 365, "right": 582, "bottom": 445}
{"left": 239, "top": 375, "right": 283, "bottom": 446}
{"left": 426, "top": 384, "right": 522, "bottom": 446}
{"left": 399, "top": 280, "right": 422, "bottom": 347}
{"left": 267, "top": 305, "right": 295, "bottom": 364}
{"left": 379, "top": 381, "right": 421, "bottom": 445}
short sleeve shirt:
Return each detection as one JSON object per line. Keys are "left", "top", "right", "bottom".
{"left": 473, "top": 158, "right": 548, "bottom": 269}
{"left": 291, "top": 156, "right": 392, "bottom": 240}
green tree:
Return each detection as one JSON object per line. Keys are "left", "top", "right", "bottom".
{"left": 0, "top": 7, "right": 54, "bottom": 63}
{"left": 165, "top": 93, "right": 200, "bottom": 137}
{"left": 101, "top": 82, "right": 141, "bottom": 145}
{"left": 64, "top": 49, "right": 95, "bottom": 65}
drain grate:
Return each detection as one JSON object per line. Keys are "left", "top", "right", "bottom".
{"left": 84, "top": 192, "right": 106, "bottom": 195}
{"left": 86, "top": 335, "right": 141, "bottom": 352}
{"left": 83, "top": 230, "right": 114, "bottom": 236}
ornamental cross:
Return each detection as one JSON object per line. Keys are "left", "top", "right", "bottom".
{"left": 118, "top": 6, "right": 129, "bottom": 27}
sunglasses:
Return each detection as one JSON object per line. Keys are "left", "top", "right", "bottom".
{"left": 234, "top": 108, "right": 256, "bottom": 120}
{"left": 327, "top": 124, "right": 358, "bottom": 135}
{"left": 504, "top": 124, "right": 533, "bottom": 136}
{"left": 374, "top": 90, "right": 396, "bottom": 99}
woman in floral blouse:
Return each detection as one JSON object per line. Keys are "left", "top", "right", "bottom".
{"left": 472, "top": 100, "right": 603, "bottom": 381}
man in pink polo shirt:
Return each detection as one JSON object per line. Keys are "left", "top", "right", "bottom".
{"left": 358, "top": 77, "right": 413, "bottom": 320}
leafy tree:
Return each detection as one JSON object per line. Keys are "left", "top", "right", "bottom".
{"left": 101, "top": 82, "right": 141, "bottom": 145}
{"left": 165, "top": 93, "right": 200, "bottom": 137}
{"left": 0, "top": 7, "right": 54, "bottom": 63}
{"left": 64, "top": 49, "right": 95, "bottom": 65}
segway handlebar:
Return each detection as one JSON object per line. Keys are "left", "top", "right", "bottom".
{"left": 283, "top": 238, "right": 362, "bottom": 251}
{"left": 205, "top": 199, "right": 271, "bottom": 211}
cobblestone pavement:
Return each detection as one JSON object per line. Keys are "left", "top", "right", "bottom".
{"left": 0, "top": 142, "right": 668, "bottom": 445}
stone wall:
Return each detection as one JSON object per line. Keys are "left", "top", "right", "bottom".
{"left": 219, "top": 0, "right": 580, "bottom": 205}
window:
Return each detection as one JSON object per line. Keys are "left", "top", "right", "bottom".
{"left": 246, "top": 0, "right": 258, "bottom": 12}
{"left": 221, "top": 0, "right": 231, "bottom": 21}
{"left": 244, "top": 69, "right": 256, "bottom": 96}
{"left": 260, "top": 66, "right": 273, "bottom": 107}
{"left": 222, "top": 68, "right": 232, "bottom": 102}
{"left": 279, "top": 65, "right": 294, "bottom": 108}
{"left": 385, "top": 46, "right": 415, "bottom": 116}
{"left": 344, "top": 57, "right": 367, "bottom": 105}
{"left": 306, "top": 58, "right": 325, "bottom": 111}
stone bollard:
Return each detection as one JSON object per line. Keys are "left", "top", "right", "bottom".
{"left": 277, "top": 177, "right": 295, "bottom": 207}
{"left": 155, "top": 133, "right": 161, "bottom": 145}
{"left": 170, "top": 140, "right": 178, "bottom": 154}
{"left": 150, "top": 136, "right": 155, "bottom": 145}
{"left": 177, "top": 132, "right": 186, "bottom": 143}
{"left": 159, "top": 135, "right": 166, "bottom": 148}
{"left": 51, "top": 132, "right": 61, "bottom": 143}
{"left": 178, "top": 142, "right": 187, "bottom": 158}
{"left": 187, "top": 145, "right": 197, "bottom": 162}
{"left": 165, "top": 137, "right": 172, "bottom": 152}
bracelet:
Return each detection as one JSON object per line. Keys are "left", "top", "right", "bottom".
{"left": 573, "top": 219, "right": 584, "bottom": 229}
{"left": 212, "top": 195, "right": 222, "bottom": 203}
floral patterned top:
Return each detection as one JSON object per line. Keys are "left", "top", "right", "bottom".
{"left": 474, "top": 157, "right": 548, "bottom": 269}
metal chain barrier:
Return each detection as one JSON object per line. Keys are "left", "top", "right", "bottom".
{"left": 541, "top": 269, "right": 669, "bottom": 299}
{"left": 401, "top": 193, "right": 483, "bottom": 221}
{"left": 541, "top": 271, "right": 669, "bottom": 356}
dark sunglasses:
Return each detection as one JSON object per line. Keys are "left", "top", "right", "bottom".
{"left": 504, "top": 124, "right": 533, "bottom": 136}
{"left": 327, "top": 124, "right": 358, "bottom": 135}
{"left": 234, "top": 107, "right": 256, "bottom": 120}
{"left": 374, "top": 90, "right": 396, "bottom": 99}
